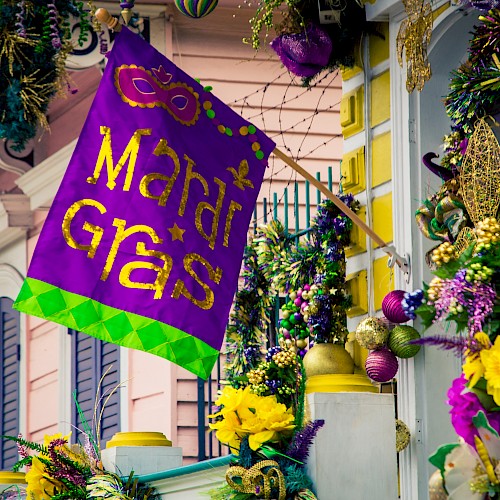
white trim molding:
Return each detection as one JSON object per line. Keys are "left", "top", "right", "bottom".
{"left": 0, "top": 263, "right": 27, "bottom": 437}
{"left": 0, "top": 194, "right": 32, "bottom": 250}
{"left": 15, "top": 139, "right": 77, "bottom": 211}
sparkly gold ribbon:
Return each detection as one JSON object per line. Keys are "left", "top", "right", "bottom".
{"left": 226, "top": 459, "right": 286, "bottom": 499}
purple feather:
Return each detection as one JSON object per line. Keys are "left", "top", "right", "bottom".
{"left": 285, "top": 419, "right": 325, "bottom": 463}
{"left": 409, "top": 335, "right": 475, "bottom": 356}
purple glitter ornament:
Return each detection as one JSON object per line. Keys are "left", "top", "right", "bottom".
{"left": 270, "top": 24, "right": 333, "bottom": 78}
{"left": 365, "top": 348, "right": 398, "bottom": 382}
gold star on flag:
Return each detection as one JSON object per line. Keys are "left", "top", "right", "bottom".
{"left": 168, "top": 223, "right": 185, "bottom": 242}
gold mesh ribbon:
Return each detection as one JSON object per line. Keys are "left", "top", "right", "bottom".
{"left": 454, "top": 227, "right": 477, "bottom": 257}
{"left": 226, "top": 460, "right": 286, "bottom": 499}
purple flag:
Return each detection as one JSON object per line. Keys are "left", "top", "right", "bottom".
{"left": 14, "top": 28, "right": 275, "bottom": 379}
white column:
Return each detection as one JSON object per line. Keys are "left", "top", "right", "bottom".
{"left": 306, "top": 392, "right": 398, "bottom": 499}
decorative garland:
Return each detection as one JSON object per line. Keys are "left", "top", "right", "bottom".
{"left": 400, "top": 8, "right": 500, "bottom": 497}
{"left": 225, "top": 244, "right": 273, "bottom": 387}
{"left": 0, "top": 0, "right": 90, "bottom": 151}
{"left": 445, "top": 10, "right": 500, "bottom": 133}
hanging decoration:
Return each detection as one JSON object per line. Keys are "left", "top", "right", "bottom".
{"left": 365, "top": 347, "right": 399, "bottom": 383}
{"left": 244, "top": 0, "right": 372, "bottom": 83}
{"left": 174, "top": 0, "right": 219, "bottom": 19}
{"left": 351, "top": 289, "right": 420, "bottom": 384}
{"left": 0, "top": 0, "right": 90, "bottom": 151}
{"left": 396, "top": 0, "right": 433, "bottom": 92}
{"left": 445, "top": 10, "right": 500, "bottom": 133}
{"left": 396, "top": 419, "right": 411, "bottom": 453}
{"left": 224, "top": 192, "right": 359, "bottom": 393}
{"left": 459, "top": 118, "right": 500, "bottom": 228}
{"left": 255, "top": 194, "right": 359, "bottom": 348}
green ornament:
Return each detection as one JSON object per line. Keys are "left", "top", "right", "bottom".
{"left": 388, "top": 325, "right": 421, "bottom": 358}
{"left": 281, "top": 320, "right": 292, "bottom": 330}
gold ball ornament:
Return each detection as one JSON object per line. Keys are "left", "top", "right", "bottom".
{"left": 296, "top": 339, "right": 308, "bottom": 349}
{"left": 428, "top": 470, "right": 447, "bottom": 500}
{"left": 303, "top": 343, "right": 354, "bottom": 377}
{"left": 355, "top": 317, "right": 389, "bottom": 350}
{"left": 395, "top": 419, "right": 411, "bottom": 452}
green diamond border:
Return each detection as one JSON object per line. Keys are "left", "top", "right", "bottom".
{"left": 13, "top": 277, "right": 219, "bottom": 379}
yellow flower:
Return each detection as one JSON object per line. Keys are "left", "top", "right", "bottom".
{"left": 209, "top": 411, "right": 245, "bottom": 452}
{"left": 25, "top": 456, "right": 64, "bottom": 500}
{"left": 463, "top": 332, "right": 493, "bottom": 388}
{"left": 463, "top": 352, "right": 485, "bottom": 388}
{"left": 208, "top": 386, "right": 295, "bottom": 452}
{"left": 480, "top": 336, "right": 500, "bottom": 405}
{"left": 475, "top": 332, "right": 492, "bottom": 349}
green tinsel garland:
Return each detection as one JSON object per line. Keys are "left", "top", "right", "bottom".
{"left": 224, "top": 244, "right": 273, "bottom": 387}
{"left": 444, "top": 10, "right": 500, "bottom": 133}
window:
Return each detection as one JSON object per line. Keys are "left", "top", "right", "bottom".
{"left": 0, "top": 297, "right": 20, "bottom": 469}
{"left": 70, "top": 331, "right": 120, "bottom": 447}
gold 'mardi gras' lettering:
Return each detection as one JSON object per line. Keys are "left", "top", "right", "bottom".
{"left": 61, "top": 126, "right": 252, "bottom": 310}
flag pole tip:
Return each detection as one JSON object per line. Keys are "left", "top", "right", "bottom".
{"left": 95, "top": 8, "right": 122, "bottom": 32}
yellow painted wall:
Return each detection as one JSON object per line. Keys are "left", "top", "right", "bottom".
{"left": 372, "top": 192, "right": 393, "bottom": 246}
{"left": 370, "top": 71, "right": 390, "bottom": 128}
{"left": 372, "top": 132, "right": 392, "bottom": 187}
{"left": 373, "top": 256, "right": 395, "bottom": 311}
{"left": 369, "top": 23, "right": 389, "bottom": 68}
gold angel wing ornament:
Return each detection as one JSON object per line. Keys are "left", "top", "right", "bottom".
{"left": 397, "top": 0, "right": 433, "bottom": 92}
{"left": 454, "top": 118, "right": 500, "bottom": 255}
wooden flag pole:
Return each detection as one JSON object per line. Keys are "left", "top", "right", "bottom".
{"left": 273, "top": 148, "right": 410, "bottom": 276}
{"left": 95, "top": 8, "right": 122, "bottom": 31}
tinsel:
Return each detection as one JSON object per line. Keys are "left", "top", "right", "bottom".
{"left": 444, "top": 10, "right": 500, "bottom": 133}
{"left": 0, "top": 0, "right": 89, "bottom": 150}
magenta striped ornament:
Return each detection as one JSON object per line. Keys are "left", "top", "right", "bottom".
{"left": 365, "top": 348, "right": 399, "bottom": 382}
{"left": 382, "top": 290, "right": 409, "bottom": 324}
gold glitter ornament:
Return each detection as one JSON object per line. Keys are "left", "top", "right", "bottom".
{"left": 396, "top": 0, "right": 433, "bottom": 93}
{"left": 396, "top": 419, "right": 411, "bottom": 452}
{"left": 355, "top": 317, "right": 389, "bottom": 350}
